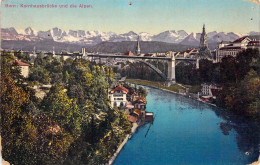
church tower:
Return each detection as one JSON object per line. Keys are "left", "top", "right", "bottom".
{"left": 136, "top": 36, "right": 141, "bottom": 56}
{"left": 198, "top": 24, "right": 212, "bottom": 59}
{"left": 200, "top": 24, "right": 208, "bottom": 48}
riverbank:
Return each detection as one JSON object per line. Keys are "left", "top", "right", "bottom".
{"left": 126, "top": 79, "right": 185, "bottom": 93}
{"left": 108, "top": 123, "right": 138, "bottom": 165}
{"left": 126, "top": 79, "right": 217, "bottom": 108}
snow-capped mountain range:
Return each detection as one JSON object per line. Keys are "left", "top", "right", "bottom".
{"left": 2, "top": 27, "right": 258, "bottom": 46}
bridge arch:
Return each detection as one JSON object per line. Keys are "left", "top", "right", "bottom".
{"left": 136, "top": 60, "right": 167, "bottom": 80}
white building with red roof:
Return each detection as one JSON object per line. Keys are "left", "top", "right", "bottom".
{"left": 216, "top": 36, "right": 251, "bottom": 62}
{"left": 108, "top": 84, "right": 129, "bottom": 108}
{"left": 13, "top": 59, "right": 30, "bottom": 78}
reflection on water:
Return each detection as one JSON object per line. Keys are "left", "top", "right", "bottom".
{"left": 114, "top": 86, "right": 260, "bottom": 165}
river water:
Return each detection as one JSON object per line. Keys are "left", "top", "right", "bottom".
{"left": 114, "top": 86, "right": 260, "bottom": 165}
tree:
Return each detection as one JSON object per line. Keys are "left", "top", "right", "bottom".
{"left": 41, "top": 85, "right": 81, "bottom": 138}
{"left": 199, "top": 59, "right": 214, "bottom": 83}
{"left": 1, "top": 73, "right": 37, "bottom": 165}
{"left": 220, "top": 56, "right": 238, "bottom": 84}
{"left": 137, "top": 86, "right": 147, "bottom": 97}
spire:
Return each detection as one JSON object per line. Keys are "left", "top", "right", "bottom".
{"left": 200, "top": 24, "right": 207, "bottom": 48}
{"left": 198, "top": 24, "right": 212, "bottom": 59}
{"left": 136, "top": 36, "right": 141, "bottom": 56}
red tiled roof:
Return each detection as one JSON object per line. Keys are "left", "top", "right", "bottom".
{"left": 133, "top": 97, "right": 147, "bottom": 104}
{"left": 110, "top": 84, "right": 129, "bottom": 94}
{"left": 133, "top": 109, "right": 142, "bottom": 116}
{"left": 233, "top": 36, "right": 250, "bottom": 43}
{"left": 186, "top": 49, "right": 193, "bottom": 53}
{"left": 190, "top": 52, "right": 198, "bottom": 55}
{"left": 13, "top": 60, "right": 30, "bottom": 66}
{"left": 124, "top": 51, "right": 135, "bottom": 56}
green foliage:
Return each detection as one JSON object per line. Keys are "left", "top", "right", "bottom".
{"left": 176, "top": 62, "right": 200, "bottom": 85}
{"left": 215, "top": 49, "right": 260, "bottom": 117}
{"left": 29, "top": 66, "right": 50, "bottom": 84}
{"left": 14, "top": 51, "right": 31, "bottom": 62}
{"left": 41, "top": 85, "right": 81, "bottom": 138}
{"left": 137, "top": 86, "right": 148, "bottom": 97}
{"left": 0, "top": 73, "right": 37, "bottom": 165}
{"left": 1, "top": 57, "right": 131, "bottom": 165}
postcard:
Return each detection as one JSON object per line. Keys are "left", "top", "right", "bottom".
{"left": 1, "top": 0, "right": 260, "bottom": 164}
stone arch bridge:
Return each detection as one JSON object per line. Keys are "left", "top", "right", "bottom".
{"left": 87, "top": 53, "right": 197, "bottom": 86}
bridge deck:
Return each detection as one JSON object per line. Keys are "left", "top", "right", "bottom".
{"left": 87, "top": 54, "right": 196, "bottom": 61}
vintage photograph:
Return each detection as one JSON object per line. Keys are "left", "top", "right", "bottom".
{"left": 1, "top": 0, "right": 260, "bottom": 164}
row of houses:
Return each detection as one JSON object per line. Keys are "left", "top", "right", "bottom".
{"left": 215, "top": 36, "right": 260, "bottom": 62}
{"left": 108, "top": 84, "right": 153, "bottom": 123}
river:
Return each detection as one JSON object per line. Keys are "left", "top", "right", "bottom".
{"left": 114, "top": 86, "right": 260, "bottom": 165}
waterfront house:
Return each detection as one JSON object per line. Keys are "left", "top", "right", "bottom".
{"left": 13, "top": 59, "right": 30, "bottom": 78}
{"left": 128, "top": 109, "right": 143, "bottom": 123}
{"left": 201, "top": 83, "right": 221, "bottom": 100}
{"left": 133, "top": 97, "right": 147, "bottom": 111}
{"left": 108, "top": 84, "right": 129, "bottom": 108}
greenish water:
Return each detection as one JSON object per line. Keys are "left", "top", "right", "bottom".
{"left": 114, "top": 86, "right": 260, "bottom": 165}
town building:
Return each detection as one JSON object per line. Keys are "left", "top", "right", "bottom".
{"left": 108, "top": 84, "right": 129, "bottom": 108}
{"left": 13, "top": 59, "right": 30, "bottom": 78}
{"left": 216, "top": 36, "right": 251, "bottom": 62}
{"left": 128, "top": 109, "right": 143, "bottom": 123}
{"left": 176, "top": 49, "right": 199, "bottom": 58}
{"left": 144, "top": 53, "right": 155, "bottom": 57}
{"left": 201, "top": 83, "right": 221, "bottom": 99}
{"left": 133, "top": 97, "right": 147, "bottom": 110}
{"left": 247, "top": 40, "right": 260, "bottom": 50}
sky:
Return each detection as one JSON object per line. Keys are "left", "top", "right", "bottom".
{"left": 1, "top": 0, "right": 260, "bottom": 34}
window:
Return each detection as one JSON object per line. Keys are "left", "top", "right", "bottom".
{"left": 114, "top": 102, "right": 117, "bottom": 107}
{"left": 120, "top": 102, "right": 124, "bottom": 107}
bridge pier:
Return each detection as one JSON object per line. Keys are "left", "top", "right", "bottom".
{"left": 166, "top": 52, "right": 176, "bottom": 87}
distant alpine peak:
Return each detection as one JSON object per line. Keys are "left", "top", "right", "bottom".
{"left": 123, "top": 31, "right": 137, "bottom": 36}
{"left": 1, "top": 27, "right": 252, "bottom": 46}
